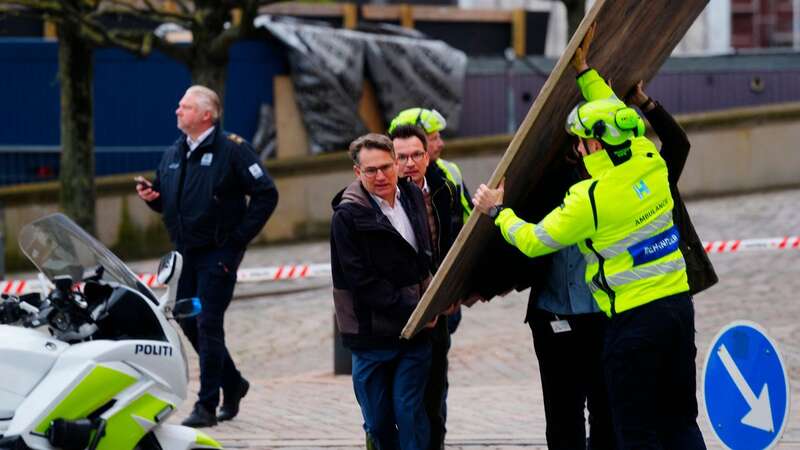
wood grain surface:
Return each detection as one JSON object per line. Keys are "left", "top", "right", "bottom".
{"left": 402, "top": 0, "right": 709, "bottom": 338}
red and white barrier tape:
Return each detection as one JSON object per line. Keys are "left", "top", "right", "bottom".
{"left": 1, "top": 263, "right": 331, "bottom": 296}
{"left": 701, "top": 236, "right": 800, "bottom": 253}
{"left": 134, "top": 263, "right": 331, "bottom": 288}
{"left": 1, "top": 280, "right": 29, "bottom": 296}
{"left": 235, "top": 263, "right": 330, "bottom": 283}
{"left": 2, "top": 238, "right": 798, "bottom": 296}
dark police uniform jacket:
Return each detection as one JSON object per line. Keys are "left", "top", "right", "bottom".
{"left": 147, "top": 126, "right": 278, "bottom": 252}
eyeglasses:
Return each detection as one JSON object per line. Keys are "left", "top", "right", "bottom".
{"left": 360, "top": 162, "right": 395, "bottom": 178}
{"left": 397, "top": 151, "right": 426, "bottom": 164}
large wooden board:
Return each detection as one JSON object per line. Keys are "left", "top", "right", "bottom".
{"left": 402, "top": 0, "right": 709, "bottom": 338}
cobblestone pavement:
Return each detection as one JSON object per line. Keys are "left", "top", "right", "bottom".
{"left": 162, "top": 188, "right": 800, "bottom": 449}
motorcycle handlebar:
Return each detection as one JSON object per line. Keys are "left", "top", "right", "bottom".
{"left": 0, "top": 295, "right": 52, "bottom": 328}
{"left": 0, "top": 296, "right": 22, "bottom": 324}
{"left": 2, "top": 278, "right": 99, "bottom": 340}
{"left": 0, "top": 286, "right": 88, "bottom": 333}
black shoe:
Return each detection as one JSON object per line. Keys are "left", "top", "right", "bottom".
{"left": 218, "top": 378, "right": 250, "bottom": 421}
{"left": 182, "top": 404, "right": 217, "bottom": 428}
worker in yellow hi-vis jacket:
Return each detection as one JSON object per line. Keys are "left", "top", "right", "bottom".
{"left": 472, "top": 32, "right": 706, "bottom": 449}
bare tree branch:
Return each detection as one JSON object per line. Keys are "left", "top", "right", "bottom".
{"left": 98, "top": 28, "right": 152, "bottom": 54}
{"left": 208, "top": 22, "right": 243, "bottom": 59}
{"left": 59, "top": 0, "right": 96, "bottom": 20}
{"left": 77, "top": 13, "right": 191, "bottom": 63}
{"left": 152, "top": 34, "right": 192, "bottom": 64}
{"left": 240, "top": 0, "right": 259, "bottom": 35}
{"left": 0, "top": 0, "right": 63, "bottom": 10}
{"left": 0, "top": 3, "right": 59, "bottom": 21}
{"left": 203, "top": 0, "right": 264, "bottom": 58}
{"left": 101, "top": 0, "right": 194, "bottom": 26}
{"left": 172, "top": 0, "right": 193, "bottom": 15}
{"left": 15, "top": 1, "right": 149, "bottom": 55}
{"left": 72, "top": 13, "right": 143, "bottom": 50}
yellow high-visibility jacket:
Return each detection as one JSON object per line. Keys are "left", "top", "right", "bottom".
{"left": 494, "top": 69, "right": 689, "bottom": 316}
{"left": 436, "top": 158, "right": 472, "bottom": 221}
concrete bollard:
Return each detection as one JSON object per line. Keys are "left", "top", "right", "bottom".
{"left": 333, "top": 316, "right": 352, "bottom": 375}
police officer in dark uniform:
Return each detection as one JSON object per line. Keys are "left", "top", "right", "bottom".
{"left": 136, "top": 85, "right": 278, "bottom": 428}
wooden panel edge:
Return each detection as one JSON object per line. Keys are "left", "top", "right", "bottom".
{"left": 402, "top": 0, "right": 614, "bottom": 339}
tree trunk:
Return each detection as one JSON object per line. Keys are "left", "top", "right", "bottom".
{"left": 190, "top": 53, "right": 228, "bottom": 125}
{"left": 58, "top": 21, "right": 96, "bottom": 235}
{"left": 563, "top": 0, "right": 586, "bottom": 41}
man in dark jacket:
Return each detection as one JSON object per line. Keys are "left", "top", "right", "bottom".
{"left": 136, "top": 85, "right": 278, "bottom": 427}
{"left": 330, "top": 133, "right": 434, "bottom": 450}
{"left": 627, "top": 82, "right": 718, "bottom": 294}
{"left": 390, "top": 124, "right": 461, "bottom": 449}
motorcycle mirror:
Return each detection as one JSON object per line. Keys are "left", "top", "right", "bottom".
{"left": 157, "top": 252, "right": 179, "bottom": 285}
{"left": 173, "top": 297, "right": 201, "bottom": 320}
{"left": 82, "top": 265, "right": 104, "bottom": 282}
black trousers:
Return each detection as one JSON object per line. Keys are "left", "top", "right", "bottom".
{"left": 177, "top": 245, "right": 244, "bottom": 410}
{"left": 528, "top": 309, "right": 615, "bottom": 450}
{"left": 424, "top": 317, "right": 450, "bottom": 450}
{"left": 604, "top": 294, "right": 706, "bottom": 450}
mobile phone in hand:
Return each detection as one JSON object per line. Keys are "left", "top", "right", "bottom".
{"left": 134, "top": 176, "right": 151, "bottom": 189}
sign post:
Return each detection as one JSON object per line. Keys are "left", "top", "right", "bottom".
{"left": 703, "top": 321, "right": 790, "bottom": 450}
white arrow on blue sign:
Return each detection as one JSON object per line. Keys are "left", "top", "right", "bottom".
{"left": 702, "top": 321, "right": 790, "bottom": 450}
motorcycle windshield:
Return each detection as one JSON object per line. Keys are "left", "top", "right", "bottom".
{"left": 18, "top": 213, "right": 157, "bottom": 303}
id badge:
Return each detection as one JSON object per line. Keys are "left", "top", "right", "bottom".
{"left": 550, "top": 320, "right": 572, "bottom": 334}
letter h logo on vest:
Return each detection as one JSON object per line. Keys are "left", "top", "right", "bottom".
{"left": 633, "top": 180, "right": 651, "bottom": 200}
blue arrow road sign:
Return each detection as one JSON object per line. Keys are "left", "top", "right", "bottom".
{"left": 703, "top": 321, "right": 790, "bottom": 450}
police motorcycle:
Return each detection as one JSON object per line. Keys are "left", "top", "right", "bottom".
{"left": 0, "top": 214, "right": 222, "bottom": 450}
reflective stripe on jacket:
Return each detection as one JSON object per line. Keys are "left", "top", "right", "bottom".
{"left": 495, "top": 137, "right": 689, "bottom": 317}
{"left": 436, "top": 158, "right": 472, "bottom": 222}
{"left": 579, "top": 66, "right": 718, "bottom": 295}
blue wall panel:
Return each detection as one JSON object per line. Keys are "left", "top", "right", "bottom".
{"left": 0, "top": 38, "right": 288, "bottom": 147}
{"left": 0, "top": 38, "right": 287, "bottom": 185}
{"left": 0, "top": 39, "right": 61, "bottom": 146}
{"left": 2, "top": 38, "right": 798, "bottom": 186}
{"left": 225, "top": 40, "right": 285, "bottom": 140}
{"left": 93, "top": 48, "right": 191, "bottom": 147}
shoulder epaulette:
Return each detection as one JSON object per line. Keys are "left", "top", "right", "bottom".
{"left": 227, "top": 133, "right": 244, "bottom": 145}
